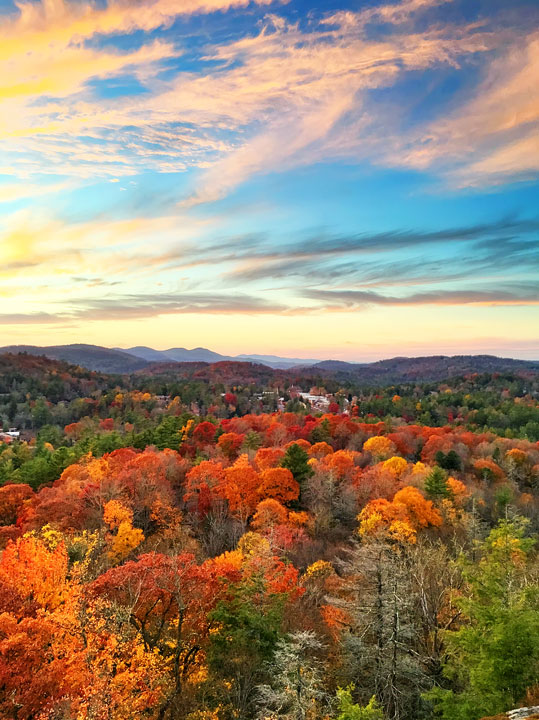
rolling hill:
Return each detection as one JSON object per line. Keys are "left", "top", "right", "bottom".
{"left": 0, "top": 344, "right": 148, "bottom": 374}
{"left": 311, "top": 354, "right": 539, "bottom": 382}
{"left": 0, "top": 344, "right": 537, "bottom": 382}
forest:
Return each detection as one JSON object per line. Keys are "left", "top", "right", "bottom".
{"left": 0, "top": 353, "right": 538, "bottom": 720}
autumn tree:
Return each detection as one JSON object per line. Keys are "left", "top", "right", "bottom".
{"left": 103, "top": 499, "right": 144, "bottom": 563}
{"left": 218, "top": 432, "right": 245, "bottom": 460}
{"left": 223, "top": 457, "right": 261, "bottom": 526}
{"left": 259, "top": 467, "right": 300, "bottom": 505}
{"left": 91, "top": 551, "right": 241, "bottom": 718}
{"left": 363, "top": 436, "right": 396, "bottom": 461}
{"left": 0, "top": 536, "right": 166, "bottom": 720}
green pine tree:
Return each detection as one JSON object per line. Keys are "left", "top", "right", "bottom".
{"left": 280, "top": 442, "right": 314, "bottom": 486}
{"left": 336, "top": 686, "right": 384, "bottom": 720}
{"left": 424, "top": 465, "right": 451, "bottom": 499}
{"left": 425, "top": 519, "right": 539, "bottom": 720}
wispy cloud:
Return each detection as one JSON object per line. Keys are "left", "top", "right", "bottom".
{"left": 304, "top": 286, "right": 539, "bottom": 310}
{"left": 0, "top": 312, "right": 64, "bottom": 325}
{"left": 390, "top": 28, "right": 539, "bottom": 184}
{"left": 66, "top": 292, "right": 289, "bottom": 318}
{"left": 3, "top": 0, "right": 528, "bottom": 192}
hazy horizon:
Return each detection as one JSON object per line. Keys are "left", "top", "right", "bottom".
{"left": 3, "top": 340, "right": 538, "bottom": 364}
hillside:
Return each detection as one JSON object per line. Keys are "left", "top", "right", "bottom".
{"left": 1, "top": 345, "right": 537, "bottom": 382}
{"left": 0, "top": 344, "right": 149, "bottom": 373}
{"left": 0, "top": 352, "right": 119, "bottom": 401}
{"left": 312, "top": 354, "right": 539, "bottom": 383}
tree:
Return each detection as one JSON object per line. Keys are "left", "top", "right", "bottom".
{"left": 0, "top": 535, "right": 167, "bottom": 720}
{"left": 435, "top": 450, "right": 462, "bottom": 471}
{"left": 103, "top": 499, "right": 144, "bottom": 563}
{"left": 252, "top": 499, "right": 289, "bottom": 531}
{"left": 184, "top": 460, "right": 226, "bottom": 518}
{"left": 206, "top": 551, "right": 302, "bottom": 718}
{"left": 338, "top": 540, "right": 432, "bottom": 720}
{"left": 223, "top": 459, "right": 261, "bottom": 525}
{"left": 336, "top": 686, "right": 384, "bottom": 720}
{"left": 426, "top": 519, "right": 539, "bottom": 720}
{"left": 0, "top": 483, "right": 34, "bottom": 527}
{"left": 92, "top": 551, "right": 241, "bottom": 719}
{"left": 363, "top": 436, "right": 396, "bottom": 461}
{"left": 256, "top": 631, "right": 328, "bottom": 720}
{"left": 255, "top": 446, "right": 286, "bottom": 471}
{"left": 192, "top": 421, "right": 217, "bottom": 447}
{"left": 259, "top": 467, "right": 300, "bottom": 505}
{"left": 218, "top": 431, "right": 245, "bottom": 459}
{"left": 424, "top": 466, "right": 451, "bottom": 499}
{"left": 358, "top": 487, "right": 442, "bottom": 544}
{"left": 280, "top": 443, "right": 313, "bottom": 489}
{"left": 208, "top": 576, "right": 285, "bottom": 717}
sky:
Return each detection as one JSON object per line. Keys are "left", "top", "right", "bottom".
{"left": 0, "top": 0, "right": 538, "bottom": 362}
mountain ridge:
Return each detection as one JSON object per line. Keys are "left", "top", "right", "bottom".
{"left": 1, "top": 343, "right": 537, "bottom": 382}
{"left": 118, "top": 345, "right": 320, "bottom": 369}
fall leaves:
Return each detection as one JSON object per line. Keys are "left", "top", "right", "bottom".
{"left": 0, "top": 408, "right": 538, "bottom": 720}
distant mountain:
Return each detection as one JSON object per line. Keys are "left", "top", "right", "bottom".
{"left": 1, "top": 345, "right": 537, "bottom": 381}
{"left": 163, "top": 347, "right": 230, "bottom": 363}
{"left": 119, "top": 346, "right": 319, "bottom": 369}
{"left": 236, "top": 353, "right": 321, "bottom": 369}
{"left": 311, "top": 355, "right": 539, "bottom": 383}
{"left": 118, "top": 346, "right": 169, "bottom": 363}
{"left": 0, "top": 344, "right": 148, "bottom": 373}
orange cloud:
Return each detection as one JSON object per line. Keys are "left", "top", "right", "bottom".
{"left": 391, "top": 30, "right": 539, "bottom": 184}
{"left": 0, "top": 0, "right": 536, "bottom": 194}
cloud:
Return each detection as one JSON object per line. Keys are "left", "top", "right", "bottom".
{"left": 0, "top": 180, "right": 72, "bottom": 205}
{"left": 304, "top": 286, "right": 539, "bottom": 309}
{"left": 179, "top": 215, "right": 539, "bottom": 266}
{"left": 392, "top": 29, "right": 539, "bottom": 184}
{"left": 0, "top": 0, "right": 276, "bottom": 177}
{"left": 1, "top": 0, "right": 511, "bottom": 191}
{"left": 0, "top": 312, "right": 65, "bottom": 325}
{"left": 183, "top": 7, "right": 494, "bottom": 204}
{"left": 64, "top": 292, "right": 289, "bottom": 319}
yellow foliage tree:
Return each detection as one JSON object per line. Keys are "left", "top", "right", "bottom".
{"left": 103, "top": 500, "right": 144, "bottom": 564}
{"left": 382, "top": 456, "right": 408, "bottom": 478}
{"left": 363, "top": 435, "right": 396, "bottom": 461}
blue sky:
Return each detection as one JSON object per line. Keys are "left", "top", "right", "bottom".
{"left": 0, "top": 0, "right": 538, "bottom": 360}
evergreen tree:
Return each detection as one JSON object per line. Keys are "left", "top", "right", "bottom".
{"left": 426, "top": 519, "right": 539, "bottom": 720}
{"left": 424, "top": 466, "right": 451, "bottom": 499}
{"left": 435, "top": 450, "right": 462, "bottom": 471}
{"left": 207, "top": 574, "right": 285, "bottom": 718}
{"left": 336, "top": 686, "right": 384, "bottom": 720}
{"left": 310, "top": 418, "right": 331, "bottom": 444}
{"left": 8, "top": 395, "right": 17, "bottom": 423}
{"left": 280, "top": 443, "right": 313, "bottom": 486}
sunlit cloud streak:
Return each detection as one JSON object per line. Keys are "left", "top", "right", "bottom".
{"left": 304, "top": 286, "right": 539, "bottom": 310}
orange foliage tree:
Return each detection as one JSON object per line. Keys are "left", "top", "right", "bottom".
{"left": 258, "top": 467, "right": 299, "bottom": 505}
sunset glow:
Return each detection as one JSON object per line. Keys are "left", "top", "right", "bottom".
{"left": 1, "top": 0, "right": 538, "bottom": 359}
